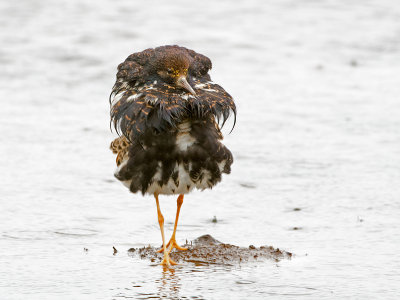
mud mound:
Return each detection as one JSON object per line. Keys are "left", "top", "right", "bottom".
{"left": 127, "top": 234, "right": 292, "bottom": 265}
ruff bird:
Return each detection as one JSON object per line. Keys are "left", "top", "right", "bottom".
{"left": 109, "top": 45, "right": 236, "bottom": 266}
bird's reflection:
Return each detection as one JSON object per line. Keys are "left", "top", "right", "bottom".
{"left": 155, "top": 266, "right": 182, "bottom": 299}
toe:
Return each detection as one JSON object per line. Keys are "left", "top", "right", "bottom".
{"left": 174, "top": 244, "right": 188, "bottom": 251}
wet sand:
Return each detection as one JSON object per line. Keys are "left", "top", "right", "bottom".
{"left": 127, "top": 234, "right": 292, "bottom": 265}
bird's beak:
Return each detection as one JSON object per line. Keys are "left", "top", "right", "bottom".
{"left": 177, "top": 76, "right": 196, "bottom": 96}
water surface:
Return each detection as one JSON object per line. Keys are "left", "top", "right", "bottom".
{"left": 1, "top": 0, "right": 400, "bottom": 299}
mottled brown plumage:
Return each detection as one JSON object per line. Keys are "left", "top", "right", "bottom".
{"left": 110, "top": 45, "right": 236, "bottom": 142}
{"left": 110, "top": 136, "right": 129, "bottom": 166}
{"left": 109, "top": 45, "right": 236, "bottom": 267}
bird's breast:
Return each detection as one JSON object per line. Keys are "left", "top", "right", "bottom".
{"left": 175, "top": 121, "right": 196, "bottom": 152}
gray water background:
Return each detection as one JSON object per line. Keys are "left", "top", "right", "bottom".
{"left": 1, "top": 0, "right": 400, "bottom": 299}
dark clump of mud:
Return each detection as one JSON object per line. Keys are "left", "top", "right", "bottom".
{"left": 128, "top": 234, "right": 292, "bottom": 266}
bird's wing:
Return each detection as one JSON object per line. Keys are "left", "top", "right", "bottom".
{"left": 191, "top": 78, "right": 236, "bottom": 131}
{"left": 110, "top": 81, "right": 236, "bottom": 141}
{"left": 110, "top": 136, "right": 130, "bottom": 166}
{"left": 110, "top": 78, "right": 236, "bottom": 141}
{"left": 110, "top": 81, "right": 187, "bottom": 142}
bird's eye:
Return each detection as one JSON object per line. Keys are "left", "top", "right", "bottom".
{"left": 167, "top": 68, "right": 173, "bottom": 74}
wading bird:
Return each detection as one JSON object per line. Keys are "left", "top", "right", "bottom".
{"left": 109, "top": 45, "right": 236, "bottom": 266}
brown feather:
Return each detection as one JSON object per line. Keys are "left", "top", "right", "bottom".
{"left": 110, "top": 136, "right": 130, "bottom": 166}
{"left": 110, "top": 46, "right": 235, "bottom": 141}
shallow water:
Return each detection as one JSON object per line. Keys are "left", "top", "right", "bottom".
{"left": 1, "top": 0, "right": 400, "bottom": 299}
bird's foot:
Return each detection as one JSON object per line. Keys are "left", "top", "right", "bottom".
{"left": 157, "top": 238, "right": 188, "bottom": 254}
{"left": 160, "top": 251, "right": 177, "bottom": 267}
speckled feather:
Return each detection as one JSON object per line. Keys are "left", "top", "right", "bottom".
{"left": 109, "top": 45, "right": 235, "bottom": 195}
{"left": 110, "top": 45, "right": 236, "bottom": 141}
{"left": 110, "top": 136, "right": 129, "bottom": 166}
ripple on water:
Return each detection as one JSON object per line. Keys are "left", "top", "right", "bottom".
{"left": 53, "top": 228, "right": 98, "bottom": 237}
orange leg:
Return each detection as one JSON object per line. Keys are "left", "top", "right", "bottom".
{"left": 154, "top": 193, "right": 176, "bottom": 267}
{"left": 157, "top": 194, "right": 188, "bottom": 254}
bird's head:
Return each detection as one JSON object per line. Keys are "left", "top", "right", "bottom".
{"left": 153, "top": 50, "right": 196, "bottom": 96}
